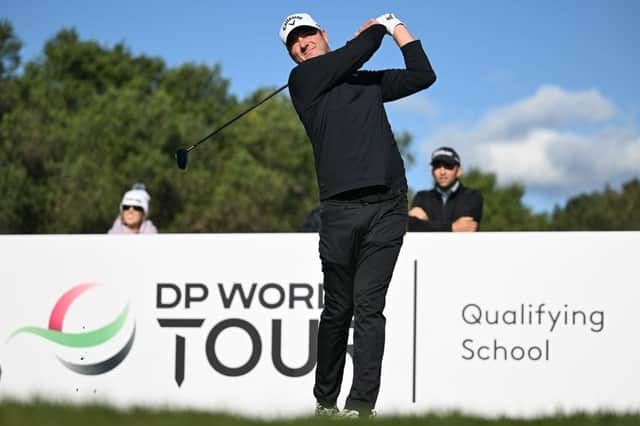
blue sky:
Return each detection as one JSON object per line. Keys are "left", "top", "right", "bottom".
{"left": 5, "top": 1, "right": 640, "bottom": 212}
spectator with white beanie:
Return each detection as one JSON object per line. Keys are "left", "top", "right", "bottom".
{"left": 108, "top": 183, "right": 158, "bottom": 234}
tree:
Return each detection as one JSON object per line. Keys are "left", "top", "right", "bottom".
{"left": 551, "top": 179, "right": 640, "bottom": 230}
{"left": 395, "top": 131, "right": 415, "bottom": 168}
{"left": 0, "top": 23, "right": 317, "bottom": 233}
{"left": 460, "top": 169, "right": 550, "bottom": 231}
{"left": 0, "top": 20, "right": 21, "bottom": 122}
{"left": 166, "top": 89, "right": 316, "bottom": 232}
{"left": 0, "top": 19, "right": 21, "bottom": 78}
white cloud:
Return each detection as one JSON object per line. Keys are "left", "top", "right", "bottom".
{"left": 421, "top": 86, "right": 640, "bottom": 202}
{"left": 479, "top": 130, "right": 568, "bottom": 185}
{"left": 477, "top": 85, "right": 616, "bottom": 140}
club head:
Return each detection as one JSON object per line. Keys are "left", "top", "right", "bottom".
{"left": 175, "top": 148, "right": 189, "bottom": 170}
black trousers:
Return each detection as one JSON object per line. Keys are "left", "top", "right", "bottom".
{"left": 313, "top": 190, "right": 407, "bottom": 411}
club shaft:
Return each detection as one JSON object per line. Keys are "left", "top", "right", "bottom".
{"left": 189, "top": 84, "right": 289, "bottom": 151}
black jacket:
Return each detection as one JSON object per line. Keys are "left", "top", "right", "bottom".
{"left": 408, "top": 183, "right": 483, "bottom": 232}
{"left": 288, "top": 25, "right": 436, "bottom": 200}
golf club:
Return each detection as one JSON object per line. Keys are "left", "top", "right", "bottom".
{"left": 175, "top": 83, "right": 289, "bottom": 169}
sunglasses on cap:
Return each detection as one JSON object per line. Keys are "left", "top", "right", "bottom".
{"left": 122, "top": 205, "right": 144, "bottom": 212}
{"left": 432, "top": 162, "right": 457, "bottom": 170}
{"left": 286, "top": 27, "right": 319, "bottom": 50}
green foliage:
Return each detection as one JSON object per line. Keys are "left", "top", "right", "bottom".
{"left": 0, "top": 23, "right": 316, "bottom": 233}
{"left": 460, "top": 169, "right": 550, "bottom": 231}
{"left": 0, "top": 20, "right": 21, "bottom": 122}
{"left": 552, "top": 179, "right": 640, "bottom": 230}
{"left": 395, "top": 131, "right": 415, "bottom": 168}
{"left": 460, "top": 170, "right": 640, "bottom": 231}
{"left": 0, "top": 19, "right": 21, "bottom": 78}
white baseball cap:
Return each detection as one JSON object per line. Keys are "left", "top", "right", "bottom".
{"left": 279, "top": 13, "right": 322, "bottom": 46}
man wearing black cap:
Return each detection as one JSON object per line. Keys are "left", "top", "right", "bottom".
{"left": 408, "top": 147, "right": 483, "bottom": 232}
{"left": 279, "top": 12, "right": 436, "bottom": 418}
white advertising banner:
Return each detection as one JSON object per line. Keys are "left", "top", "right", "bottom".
{"left": 0, "top": 233, "right": 638, "bottom": 417}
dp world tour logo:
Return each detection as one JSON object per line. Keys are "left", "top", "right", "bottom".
{"left": 9, "top": 283, "right": 135, "bottom": 375}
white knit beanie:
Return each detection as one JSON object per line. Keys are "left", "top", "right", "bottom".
{"left": 120, "top": 183, "right": 151, "bottom": 216}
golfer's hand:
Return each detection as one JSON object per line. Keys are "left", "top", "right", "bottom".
{"left": 354, "top": 19, "right": 379, "bottom": 38}
{"left": 408, "top": 207, "right": 428, "bottom": 220}
{"left": 452, "top": 217, "right": 478, "bottom": 232}
{"left": 375, "top": 13, "right": 404, "bottom": 35}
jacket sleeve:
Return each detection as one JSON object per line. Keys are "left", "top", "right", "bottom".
{"left": 408, "top": 217, "right": 452, "bottom": 232}
{"left": 379, "top": 40, "right": 436, "bottom": 102}
{"left": 457, "top": 190, "right": 483, "bottom": 223}
{"left": 288, "top": 25, "right": 386, "bottom": 107}
{"left": 407, "top": 191, "right": 452, "bottom": 232}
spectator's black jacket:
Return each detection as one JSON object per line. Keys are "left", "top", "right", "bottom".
{"left": 288, "top": 25, "right": 436, "bottom": 200}
{"left": 408, "top": 183, "right": 483, "bottom": 232}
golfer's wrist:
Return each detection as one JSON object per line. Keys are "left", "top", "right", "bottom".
{"left": 392, "top": 24, "right": 414, "bottom": 47}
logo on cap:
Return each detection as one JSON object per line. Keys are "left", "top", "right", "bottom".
{"left": 283, "top": 15, "right": 303, "bottom": 31}
{"left": 431, "top": 147, "right": 461, "bottom": 165}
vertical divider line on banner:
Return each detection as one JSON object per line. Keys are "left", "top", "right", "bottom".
{"left": 412, "top": 259, "right": 418, "bottom": 403}
{"left": 176, "top": 335, "right": 185, "bottom": 386}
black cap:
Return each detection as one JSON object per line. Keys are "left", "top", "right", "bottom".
{"left": 430, "top": 146, "right": 461, "bottom": 167}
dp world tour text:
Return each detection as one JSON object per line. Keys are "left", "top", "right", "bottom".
{"left": 157, "top": 317, "right": 325, "bottom": 386}
{"left": 155, "top": 283, "right": 349, "bottom": 387}
{"left": 156, "top": 282, "right": 324, "bottom": 309}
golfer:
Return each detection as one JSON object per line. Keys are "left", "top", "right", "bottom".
{"left": 280, "top": 12, "right": 436, "bottom": 417}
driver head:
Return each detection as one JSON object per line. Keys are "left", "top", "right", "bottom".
{"left": 175, "top": 148, "right": 189, "bottom": 170}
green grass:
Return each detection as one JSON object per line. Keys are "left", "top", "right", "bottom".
{"left": 1, "top": 400, "right": 639, "bottom": 426}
